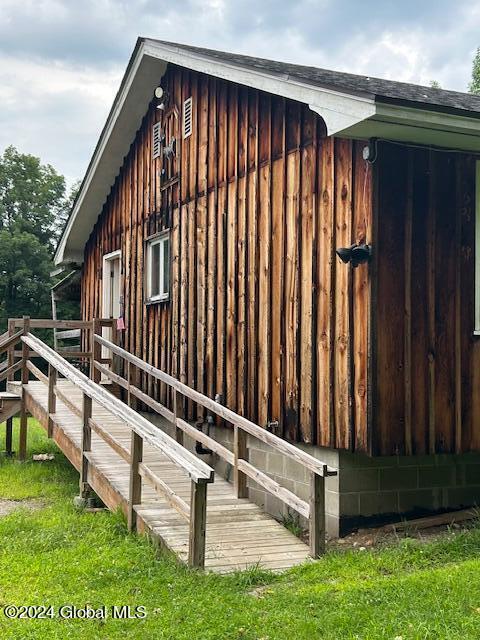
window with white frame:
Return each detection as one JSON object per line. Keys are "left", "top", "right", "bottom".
{"left": 146, "top": 232, "right": 170, "bottom": 302}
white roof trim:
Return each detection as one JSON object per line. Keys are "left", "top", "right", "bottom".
{"left": 55, "top": 39, "right": 480, "bottom": 266}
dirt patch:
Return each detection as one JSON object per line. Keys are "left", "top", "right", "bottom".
{"left": 0, "top": 499, "right": 45, "bottom": 517}
{"left": 330, "top": 520, "right": 473, "bottom": 551}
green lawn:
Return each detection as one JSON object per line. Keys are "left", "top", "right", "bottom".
{"left": 1, "top": 422, "right": 480, "bottom": 639}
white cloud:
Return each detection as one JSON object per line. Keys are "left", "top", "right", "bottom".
{"left": 0, "top": 55, "right": 121, "bottom": 184}
{"left": 1, "top": 0, "right": 479, "bottom": 184}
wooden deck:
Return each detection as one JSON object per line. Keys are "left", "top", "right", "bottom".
{"left": 13, "top": 379, "right": 311, "bottom": 573}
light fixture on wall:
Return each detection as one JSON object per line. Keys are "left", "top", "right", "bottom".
{"left": 336, "top": 243, "right": 372, "bottom": 267}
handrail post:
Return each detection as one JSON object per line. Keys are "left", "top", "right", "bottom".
{"left": 7, "top": 318, "right": 15, "bottom": 381}
{"left": 91, "top": 318, "right": 102, "bottom": 383}
{"left": 5, "top": 320, "right": 15, "bottom": 457}
{"left": 111, "top": 318, "right": 118, "bottom": 377}
{"left": 128, "top": 430, "right": 143, "bottom": 531}
{"left": 47, "top": 364, "right": 57, "bottom": 438}
{"left": 174, "top": 390, "right": 184, "bottom": 446}
{"left": 309, "top": 471, "right": 326, "bottom": 557}
{"left": 127, "top": 360, "right": 131, "bottom": 407}
{"left": 18, "top": 315, "right": 30, "bottom": 461}
{"left": 188, "top": 480, "right": 207, "bottom": 568}
{"left": 233, "top": 425, "right": 248, "bottom": 498}
{"left": 79, "top": 392, "right": 92, "bottom": 499}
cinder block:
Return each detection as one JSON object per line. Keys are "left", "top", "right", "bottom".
{"left": 267, "top": 452, "right": 285, "bottom": 476}
{"left": 325, "top": 514, "right": 339, "bottom": 538}
{"left": 249, "top": 448, "right": 267, "bottom": 471}
{"left": 398, "top": 488, "right": 442, "bottom": 512}
{"left": 285, "top": 456, "right": 308, "bottom": 483}
{"left": 447, "top": 487, "right": 480, "bottom": 508}
{"left": 339, "top": 492, "right": 360, "bottom": 516}
{"left": 265, "top": 493, "right": 286, "bottom": 519}
{"left": 379, "top": 467, "right": 418, "bottom": 491}
{"left": 248, "top": 487, "right": 266, "bottom": 509}
{"left": 302, "top": 444, "right": 340, "bottom": 468}
{"left": 280, "top": 477, "right": 296, "bottom": 494}
{"left": 325, "top": 489, "right": 339, "bottom": 514}
{"left": 418, "top": 465, "right": 455, "bottom": 489}
{"left": 294, "top": 481, "right": 310, "bottom": 503}
{"left": 340, "top": 469, "right": 379, "bottom": 493}
{"left": 359, "top": 491, "right": 398, "bottom": 516}
{"left": 465, "top": 465, "right": 480, "bottom": 485}
{"left": 342, "top": 451, "right": 398, "bottom": 468}
{"left": 398, "top": 454, "right": 436, "bottom": 467}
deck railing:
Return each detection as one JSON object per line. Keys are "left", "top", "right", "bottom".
{"left": 93, "top": 332, "right": 337, "bottom": 557}
{"left": 15, "top": 321, "right": 214, "bottom": 568}
{"left": 4, "top": 317, "right": 338, "bottom": 562}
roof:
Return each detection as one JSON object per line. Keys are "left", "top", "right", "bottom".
{"left": 152, "top": 40, "right": 480, "bottom": 115}
{"left": 55, "top": 38, "right": 480, "bottom": 266}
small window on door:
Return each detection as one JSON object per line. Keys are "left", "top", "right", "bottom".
{"left": 146, "top": 232, "right": 170, "bottom": 302}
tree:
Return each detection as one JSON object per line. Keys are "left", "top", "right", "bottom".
{"left": 430, "top": 80, "right": 441, "bottom": 89}
{"left": 469, "top": 47, "right": 480, "bottom": 94}
{"left": 0, "top": 146, "right": 74, "bottom": 330}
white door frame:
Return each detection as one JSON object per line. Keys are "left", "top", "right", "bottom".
{"left": 101, "top": 250, "right": 121, "bottom": 367}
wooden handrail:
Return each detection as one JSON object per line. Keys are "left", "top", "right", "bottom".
{"left": 0, "top": 360, "right": 23, "bottom": 382}
{"left": 93, "top": 333, "right": 336, "bottom": 478}
{"left": 93, "top": 332, "right": 337, "bottom": 556}
{"left": 23, "top": 333, "right": 214, "bottom": 484}
{"left": 11, "top": 319, "right": 94, "bottom": 329}
{"left": 0, "top": 329, "right": 25, "bottom": 354}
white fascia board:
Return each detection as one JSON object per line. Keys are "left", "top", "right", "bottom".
{"left": 143, "top": 40, "right": 377, "bottom": 135}
{"left": 56, "top": 39, "right": 376, "bottom": 266}
{"left": 341, "top": 102, "right": 480, "bottom": 152}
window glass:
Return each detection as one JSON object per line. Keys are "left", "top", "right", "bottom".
{"left": 147, "top": 233, "right": 170, "bottom": 302}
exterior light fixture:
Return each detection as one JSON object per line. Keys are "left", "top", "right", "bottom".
{"left": 336, "top": 243, "right": 371, "bottom": 267}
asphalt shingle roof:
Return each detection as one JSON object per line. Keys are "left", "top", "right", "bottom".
{"left": 152, "top": 40, "right": 480, "bottom": 116}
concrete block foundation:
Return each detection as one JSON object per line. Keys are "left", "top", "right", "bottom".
{"left": 145, "top": 413, "right": 480, "bottom": 537}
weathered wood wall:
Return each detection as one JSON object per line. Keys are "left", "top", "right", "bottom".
{"left": 81, "top": 64, "right": 373, "bottom": 451}
{"left": 373, "top": 142, "right": 477, "bottom": 455}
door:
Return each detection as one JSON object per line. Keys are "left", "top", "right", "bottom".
{"left": 102, "top": 250, "right": 121, "bottom": 365}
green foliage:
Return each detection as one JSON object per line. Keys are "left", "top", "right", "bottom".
{"left": 0, "top": 146, "right": 76, "bottom": 331}
{"left": 3, "top": 423, "right": 480, "bottom": 638}
{"left": 0, "top": 146, "right": 67, "bottom": 249}
{"left": 430, "top": 80, "right": 442, "bottom": 89}
{"left": 469, "top": 47, "right": 480, "bottom": 94}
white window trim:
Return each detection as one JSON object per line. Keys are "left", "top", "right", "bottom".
{"left": 475, "top": 161, "right": 480, "bottom": 334}
{"left": 146, "top": 232, "right": 170, "bottom": 303}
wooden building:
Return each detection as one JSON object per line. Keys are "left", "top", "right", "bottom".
{"left": 55, "top": 40, "right": 480, "bottom": 532}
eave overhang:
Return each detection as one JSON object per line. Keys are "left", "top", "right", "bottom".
{"left": 55, "top": 38, "right": 480, "bottom": 266}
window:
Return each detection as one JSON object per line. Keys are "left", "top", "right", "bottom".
{"left": 183, "top": 97, "right": 193, "bottom": 139}
{"left": 146, "top": 232, "right": 170, "bottom": 302}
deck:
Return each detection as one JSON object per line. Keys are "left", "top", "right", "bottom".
{"left": 14, "top": 379, "right": 311, "bottom": 573}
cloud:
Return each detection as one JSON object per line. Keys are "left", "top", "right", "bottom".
{"left": 1, "top": 0, "right": 479, "bottom": 185}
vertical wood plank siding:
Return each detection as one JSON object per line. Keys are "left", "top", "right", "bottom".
{"left": 373, "top": 142, "right": 476, "bottom": 455}
{"left": 81, "top": 64, "right": 372, "bottom": 451}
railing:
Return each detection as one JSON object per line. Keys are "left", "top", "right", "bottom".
{"left": 4, "top": 316, "right": 338, "bottom": 562}
{"left": 93, "top": 333, "right": 337, "bottom": 557}
{"left": 13, "top": 319, "right": 214, "bottom": 568}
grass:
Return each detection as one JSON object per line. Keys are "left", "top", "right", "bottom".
{"left": 2, "top": 421, "right": 480, "bottom": 638}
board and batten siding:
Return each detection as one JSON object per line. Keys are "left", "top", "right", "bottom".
{"left": 373, "top": 142, "right": 478, "bottom": 456}
{"left": 81, "top": 64, "right": 373, "bottom": 452}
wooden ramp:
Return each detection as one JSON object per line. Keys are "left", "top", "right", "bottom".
{"left": 14, "top": 379, "right": 311, "bottom": 573}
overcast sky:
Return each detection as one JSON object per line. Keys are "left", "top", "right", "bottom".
{"left": 1, "top": 0, "right": 480, "bottom": 186}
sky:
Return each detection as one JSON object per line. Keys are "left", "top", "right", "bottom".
{"left": 1, "top": 0, "right": 480, "bottom": 187}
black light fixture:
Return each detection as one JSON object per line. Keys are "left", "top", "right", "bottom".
{"left": 336, "top": 243, "right": 371, "bottom": 267}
